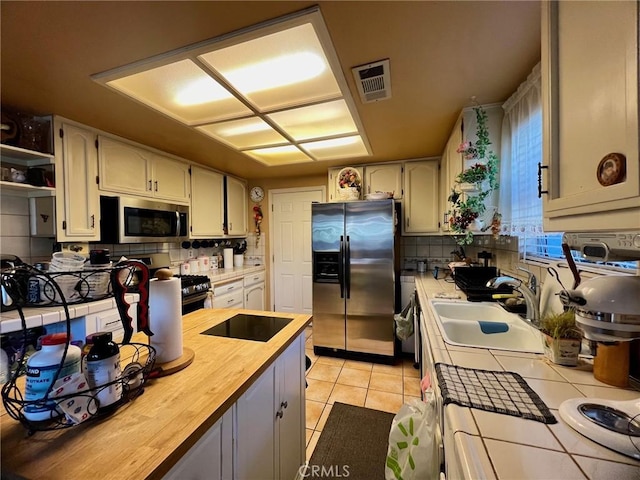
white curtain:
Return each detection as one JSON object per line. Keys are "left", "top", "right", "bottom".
{"left": 499, "top": 62, "right": 543, "bottom": 241}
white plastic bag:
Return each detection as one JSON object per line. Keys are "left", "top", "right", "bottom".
{"left": 394, "top": 293, "right": 414, "bottom": 341}
{"left": 385, "top": 391, "right": 439, "bottom": 480}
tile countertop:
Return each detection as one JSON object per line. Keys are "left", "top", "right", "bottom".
{"left": 0, "top": 294, "right": 140, "bottom": 334}
{"left": 414, "top": 274, "right": 640, "bottom": 480}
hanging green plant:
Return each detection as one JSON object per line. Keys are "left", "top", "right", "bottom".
{"left": 448, "top": 105, "right": 501, "bottom": 245}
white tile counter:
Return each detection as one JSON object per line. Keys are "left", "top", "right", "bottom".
{"left": 414, "top": 274, "right": 640, "bottom": 479}
{"left": 0, "top": 294, "right": 140, "bottom": 334}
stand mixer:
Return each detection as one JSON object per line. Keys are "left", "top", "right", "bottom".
{"left": 560, "top": 275, "right": 640, "bottom": 459}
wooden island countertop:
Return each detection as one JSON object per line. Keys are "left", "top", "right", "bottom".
{"left": 1, "top": 308, "right": 312, "bottom": 480}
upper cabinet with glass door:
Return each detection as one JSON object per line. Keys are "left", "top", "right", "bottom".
{"left": 541, "top": 1, "right": 639, "bottom": 231}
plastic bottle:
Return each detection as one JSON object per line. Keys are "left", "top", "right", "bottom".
{"left": 86, "top": 332, "right": 122, "bottom": 411}
{"left": 24, "top": 333, "right": 81, "bottom": 421}
{"left": 204, "top": 289, "right": 214, "bottom": 309}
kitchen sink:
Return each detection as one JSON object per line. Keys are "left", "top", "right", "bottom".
{"left": 429, "top": 300, "right": 544, "bottom": 353}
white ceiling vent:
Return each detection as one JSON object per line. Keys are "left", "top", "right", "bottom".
{"left": 352, "top": 59, "right": 391, "bottom": 103}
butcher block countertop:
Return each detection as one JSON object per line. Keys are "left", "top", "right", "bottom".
{"left": 1, "top": 308, "right": 312, "bottom": 480}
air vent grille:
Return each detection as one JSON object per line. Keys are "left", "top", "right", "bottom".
{"left": 352, "top": 59, "right": 391, "bottom": 103}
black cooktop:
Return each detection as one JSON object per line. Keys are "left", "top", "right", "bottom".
{"left": 201, "top": 314, "right": 292, "bottom": 342}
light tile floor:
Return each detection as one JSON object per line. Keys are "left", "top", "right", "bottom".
{"left": 304, "top": 326, "right": 422, "bottom": 460}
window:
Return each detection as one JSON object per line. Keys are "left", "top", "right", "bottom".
{"left": 499, "top": 64, "right": 637, "bottom": 273}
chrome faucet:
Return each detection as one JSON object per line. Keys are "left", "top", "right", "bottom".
{"left": 486, "top": 275, "right": 540, "bottom": 326}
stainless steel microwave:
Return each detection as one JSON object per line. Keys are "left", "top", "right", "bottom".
{"left": 100, "top": 196, "right": 188, "bottom": 244}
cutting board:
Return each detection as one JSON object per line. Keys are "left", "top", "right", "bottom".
{"left": 540, "top": 262, "right": 583, "bottom": 318}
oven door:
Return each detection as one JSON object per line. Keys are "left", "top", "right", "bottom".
{"left": 182, "top": 292, "right": 208, "bottom": 315}
{"left": 100, "top": 196, "right": 188, "bottom": 244}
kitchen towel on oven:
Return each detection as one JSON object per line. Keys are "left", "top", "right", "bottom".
{"left": 435, "top": 363, "right": 557, "bottom": 424}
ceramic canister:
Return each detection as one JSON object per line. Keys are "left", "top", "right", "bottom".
{"left": 188, "top": 258, "right": 200, "bottom": 273}
{"left": 180, "top": 262, "right": 191, "bottom": 276}
{"left": 198, "top": 255, "right": 210, "bottom": 271}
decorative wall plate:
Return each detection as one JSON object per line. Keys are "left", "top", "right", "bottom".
{"left": 597, "top": 153, "right": 626, "bottom": 186}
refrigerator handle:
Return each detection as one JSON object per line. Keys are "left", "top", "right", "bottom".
{"left": 345, "top": 235, "right": 351, "bottom": 299}
{"left": 339, "top": 236, "right": 345, "bottom": 299}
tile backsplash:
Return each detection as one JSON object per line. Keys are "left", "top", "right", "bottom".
{"left": 1, "top": 194, "right": 264, "bottom": 268}
{"left": 0, "top": 195, "right": 55, "bottom": 264}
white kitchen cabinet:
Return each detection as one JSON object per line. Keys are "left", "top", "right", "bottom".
{"left": 541, "top": 1, "right": 640, "bottom": 231}
{"left": 235, "top": 334, "right": 305, "bottom": 480}
{"left": 439, "top": 115, "right": 463, "bottom": 232}
{"left": 152, "top": 153, "right": 191, "bottom": 203}
{"left": 364, "top": 163, "right": 402, "bottom": 199}
{"left": 190, "top": 165, "right": 224, "bottom": 238}
{"left": 162, "top": 409, "right": 232, "bottom": 480}
{"left": 97, "top": 136, "right": 150, "bottom": 197}
{"left": 403, "top": 159, "right": 440, "bottom": 234}
{"left": 244, "top": 271, "right": 266, "bottom": 310}
{"left": 54, "top": 120, "right": 100, "bottom": 241}
{"left": 212, "top": 278, "right": 244, "bottom": 309}
{"left": 225, "top": 175, "right": 247, "bottom": 236}
{"left": 98, "top": 136, "right": 190, "bottom": 204}
{"left": 327, "top": 165, "right": 364, "bottom": 202}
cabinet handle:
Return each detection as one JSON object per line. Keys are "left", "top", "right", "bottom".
{"left": 406, "top": 217, "right": 410, "bottom": 228}
{"left": 148, "top": 180, "right": 152, "bottom": 191}
{"left": 537, "top": 162, "right": 548, "bottom": 198}
{"left": 227, "top": 298, "right": 234, "bottom": 304}
{"left": 154, "top": 180, "right": 158, "bottom": 192}
{"left": 90, "top": 215, "right": 95, "bottom": 228}
{"left": 281, "top": 401, "right": 288, "bottom": 409}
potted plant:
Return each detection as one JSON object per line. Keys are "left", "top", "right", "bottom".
{"left": 540, "top": 310, "right": 582, "bottom": 366}
{"left": 447, "top": 106, "right": 500, "bottom": 245}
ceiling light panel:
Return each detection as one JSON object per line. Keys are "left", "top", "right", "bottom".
{"left": 301, "top": 135, "right": 369, "bottom": 160}
{"left": 106, "top": 59, "right": 251, "bottom": 124}
{"left": 93, "top": 7, "right": 372, "bottom": 166}
{"left": 245, "top": 145, "right": 314, "bottom": 166}
{"left": 198, "top": 23, "right": 342, "bottom": 112}
{"left": 196, "top": 117, "right": 288, "bottom": 149}
{"left": 267, "top": 99, "right": 358, "bottom": 141}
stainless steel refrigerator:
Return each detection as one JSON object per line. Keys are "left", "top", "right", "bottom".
{"left": 312, "top": 200, "right": 396, "bottom": 358}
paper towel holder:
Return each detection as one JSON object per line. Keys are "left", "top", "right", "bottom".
{"left": 150, "top": 269, "right": 195, "bottom": 377}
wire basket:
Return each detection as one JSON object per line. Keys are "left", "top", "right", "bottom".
{"left": 1, "top": 262, "right": 154, "bottom": 434}
{"left": 1, "top": 341, "right": 156, "bottom": 434}
{"left": 2, "top": 263, "right": 137, "bottom": 307}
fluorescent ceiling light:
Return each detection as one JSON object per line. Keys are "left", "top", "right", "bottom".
{"left": 197, "top": 117, "right": 287, "bottom": 149}
{"left": 93, "top": 7, "right": 371, "bottom": 166}
{"left": 245, "top": 145, "right": 313, "bottom": 166}
{"left": 301, "top": 135, "right": 369, "bottom": 160}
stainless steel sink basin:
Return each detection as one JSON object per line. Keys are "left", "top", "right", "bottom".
{"left": 429, "top": 300, "right": 544, "bottom": 353}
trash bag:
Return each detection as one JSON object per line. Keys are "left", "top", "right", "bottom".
{"left": 385, "top": 391, "right": 440, "bottom": 480}
{"left": 394, "top": 293, "right": 414, "bottom": 341}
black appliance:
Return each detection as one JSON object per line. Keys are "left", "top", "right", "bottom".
{"left": 129, "top": 253, "right": 210, "bottom": 315}
{"left": 453, "top": 266, "right": 513, "bottom": 302}
{"left": 180, "top": 274, "right": 211, "bottom": 315}
{"left": 100, "top": 196, "right": 188, "bottom": 244}
{"left": 201, "top": 314, "right": 292, "bottom": 342}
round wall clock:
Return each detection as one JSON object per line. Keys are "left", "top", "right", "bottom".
{"left": 250, "top": 186, "right": 265, "bottom": 203}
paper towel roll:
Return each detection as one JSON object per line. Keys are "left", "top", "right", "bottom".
{"left": 223, "top": 248, "right": 234, "bottom": 270}
{"left": 149, "top": 277, "right": 183, "bottom": 363}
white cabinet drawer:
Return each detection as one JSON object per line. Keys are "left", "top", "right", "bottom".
{"left": 213, "top": 279, "right": 243, "bottom": 296}
{"left": 213, "top": 289, "right": 244, "bottom": 309}
{"left": 244, "top": 271, "right": 265, "bottom": 287}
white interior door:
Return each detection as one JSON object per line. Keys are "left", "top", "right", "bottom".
{"left": 271, "top": 187, "right": 324, "bottom": 313}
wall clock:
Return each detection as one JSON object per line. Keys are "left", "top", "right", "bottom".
{"left": 250, "top": 186, "right": 265, "bottom": 203}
